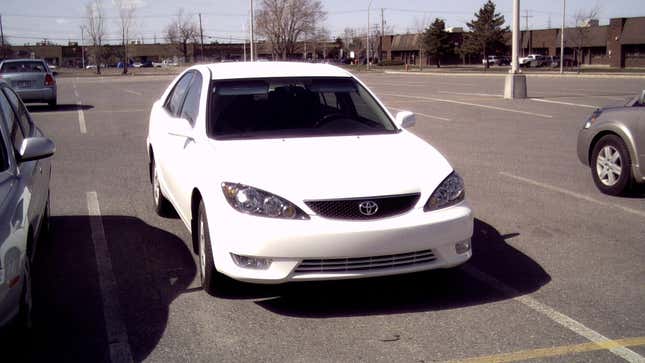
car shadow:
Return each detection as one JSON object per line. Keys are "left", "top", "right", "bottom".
{"left": 3, "top": 215, "right": 196, "bottom": 362}
{"left": 243, "top": 219, "right": 550, "bottom": 318}
{"left": 27, "top": 104, "right": 94, "bottom": 113}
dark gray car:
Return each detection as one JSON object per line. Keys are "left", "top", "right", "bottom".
{"left": 0, "top": 80, "right": 55, "bottom": 329}
{"left": 0, "top": 59, "right": 57, "bottom": 107}
{"left": 577, "top": 91, "right": 645, "bottom": 195}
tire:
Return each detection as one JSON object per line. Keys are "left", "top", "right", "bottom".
{"left": 197, "top": 201, "right": 233, "bottom": 296}
{"left": 151, "top": 158, "right": 171, "bottom": 216}
{"left": 47, "top": 98, "right": 57, "bottom": 108}
{"left": 590, "top": 134, "right": 632, "bottom": 195}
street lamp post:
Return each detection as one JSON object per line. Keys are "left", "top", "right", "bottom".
{"left": 367, "top": 0, "right": 373, "bottom": 70}
{"left": 560, "top": 0, "right": 566, "bottom": 73}
{"left": 249, "top": 0, "right": 255, "bottom": 61}
{"left": 504, "top": 0, "right": 527, "bottom": 98}
{"left": 80, "top": 25, "right": 85, "bottom": 69}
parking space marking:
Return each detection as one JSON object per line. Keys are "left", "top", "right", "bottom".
{"left": 381, "top": 93, "right": 554, "bottom": 119}
{"left": 438, "top": 91, "right": 503, "bottom": 98}
{"left": 500, "top": 172, "right": 645, "bottom": 218}
{"left": 445, "top": 336, "right": 645, "bottom": 363}
{"left": 73, "top": 84, "right": 87, "bottom": 134}
{"left": 463, "top": 265, "right": 645, "bottom": 363}
{"left": 529, "top": 98, "right": 598, "bottom": 109}
{"left": 87, "top": 192, "right": 134, "bottom": 363}
{"left": 124, "top": 89, "right": 143, "bottom": 96}
{"left": 388, "top": 106, "right": 452, "bottom": 121}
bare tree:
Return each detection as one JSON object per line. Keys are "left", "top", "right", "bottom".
{"left": 413, "top": 15, "right": 431, "bottom": 69}
{"left": 256, "top": 0, "right": 326, "bottom": 60}
{"left": 165, "top": 9, "right": 199, "bottom": 63}
{"left": 114, "top": 0, "right": 137, "bottom": 74}
{"left": 85, "top": 0, "right": 106, "bottom": 74}
{"left": 572, "top": 6, "right": 600, "bottom": 72}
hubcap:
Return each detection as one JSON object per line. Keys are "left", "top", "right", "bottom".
{"left": 596, "top": 145, "right": 622, "bottom": 187}
{"left": 199, "top": 217, "right": 206, "bottom": 282}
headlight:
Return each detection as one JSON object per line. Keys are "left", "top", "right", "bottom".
{"left": 583, "top": 109, "right": 602, "bottom": 129}
{"left": 221, "top": 182, "right": 309, "bottom": 220}
{"left": 424, "top": 172, "right": 465, "bottom": 211}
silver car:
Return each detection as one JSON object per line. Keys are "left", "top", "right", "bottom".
{"left": 0, "top": 80, "right": 55, "bottom": 329}
{"left": 577, "top": 91, "right": 645, "bottom": 195}
{"left": 0, "top": 59, "right": 57, "bottom": 107}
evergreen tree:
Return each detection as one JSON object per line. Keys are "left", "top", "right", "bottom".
{"left": 423, "top": 18, "right": 452, "bottom": 68}
{"left": 464, "top": 0, "right": 508, "bottom": 69}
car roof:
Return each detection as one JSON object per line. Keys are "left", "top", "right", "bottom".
{"left": 203, "top": 61, "right": 353, "bottom": 80}
{"left": 1, "top": 59, "right": 46, "bottom": 63}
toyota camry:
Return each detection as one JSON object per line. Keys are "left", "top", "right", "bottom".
{"left": 146, "top": 62, "right": 473, "bottom": 292}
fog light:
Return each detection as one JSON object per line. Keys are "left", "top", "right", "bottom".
{"left": 231, "top": 253, "right": 272, "bottom": 270}
{"left": 455, "top": 239, "right": 471, "bottom": 254}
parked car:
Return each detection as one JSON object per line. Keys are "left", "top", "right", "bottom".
{"left": 0, "top": 59, "right": 57, "bottom": 107}
{"left": 577, "top": 91, "right": 645, "bottom": 195}
{"left": 546, "top": 56, "right": 560, "bottom": 68}
{"left": 519, "top": 54, "right": 547, "bottom": 67}
{"left": 0, "top": 80, "right": 55, "bottom": 329}
{"left": 482, "top": 55, "right": 510, "bottom": 66}
{"left": 146, "top": 62, "right": 473, "bottom": 292}
{"left": 141, "top": 61, "right": 154, "bottom": 68}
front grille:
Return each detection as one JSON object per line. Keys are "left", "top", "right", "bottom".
{"left": 305, "top": 193, "right": 420, "bottom": 220}
{"left": 295, "top": 249, "right": 436, "bottom": 273}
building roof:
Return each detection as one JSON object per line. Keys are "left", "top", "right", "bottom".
{"left": 204, "top": 61, "right": 352, "bottom": 80}
{"left": 391, "top": 34, "right": 422, "bottom": 51}
{"left": 621, "top": 17, "right": 645, "bottom": 45}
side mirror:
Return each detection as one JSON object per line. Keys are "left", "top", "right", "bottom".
{"left": 167, "top": 118, "right": 193, "bottom": 139}
{"left": 19, "top": 137, "right": 56, "bottom": 162}
{"left": 394, "top": 111, "right": 416, "bottom": 129}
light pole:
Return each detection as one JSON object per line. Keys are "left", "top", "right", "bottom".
{"left": 80, "top": 25, "right": 86, "bottom": 69}
{"left": 560, "top": 0, "right": 566, "bottom": 73}
{"left": 249, "top": 0, "right": 255, "bottom": 61}
{"left": 504, "top": 0, "right": 527, "bottom": 98}
{"left": 367, "top": 0, "right": 373, "bottom": 70}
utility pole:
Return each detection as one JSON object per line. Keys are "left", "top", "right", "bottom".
{"left": 199, "top": 13, "right": 204, "bottom": 62}
{"left": 80, "top": 25, "right": 85, "bottom": 68}
{"left": 249, "top": 0, "right": 255, "bottom": 61}
{"left": 0, "top": 14, "right": 5, "bottom": 60}
{"left": 367, "top": 0, "right": 373, "bottom": 70}
{"left": 504, "top": 0, "right": 527, "bottom": 99}
{"left": 560, "top": 0, "right": 566, "bottom": 73}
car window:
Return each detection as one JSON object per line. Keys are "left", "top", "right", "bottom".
{"left": 180, "top": 72, "right": 203, "bottom": 125}
{"left": 165, "top": 72, "right": 194, "bottom": 117}
{"left": 2, "top": 87, "right": 32, "bottom": 137}
{"left": 0, "top": 61, "right": 46, "bottom": 73}
{"left": 0, "top": 88, "right": 25, "bottom": 154}
{"left": 0, "top": 91, "right": 12, "bottom": 171}
{"left": 210, "top": 77, "right": 396, "bottom": 139}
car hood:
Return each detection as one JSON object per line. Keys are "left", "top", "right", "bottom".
{"left": 207, "top": 132, "right": 453, "bottom": 201}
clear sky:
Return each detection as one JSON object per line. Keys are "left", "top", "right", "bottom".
{"left": 1, "top": 0, "right": 643, "bottom": 45}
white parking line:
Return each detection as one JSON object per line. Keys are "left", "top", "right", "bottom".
{"left": 529, "top": 98, "right": 598, "bottom": 109}
{"left": 388, "top": 106, "right": 452, "bottom": 121}
{"left": 73, "top": 84, "right": 87, "bottom": 134}
{"left": 501, "top": 172, "right": 645, "bottom": 218}
{"left": 87, "top": 192, "right": 133, "bottom": 363}
{"left": 463, "top": 265, "right": 645, "bottom": 363}
{"left": 124, "top": 89, "right": 143, "bottom": 96}
{"left": 381, "top": 93, "right": 553, "bottom": 119}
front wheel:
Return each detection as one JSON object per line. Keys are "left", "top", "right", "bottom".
{"left": 590, "top": 135, "right": 632, "bottom": 195}
{"left": 151, "top": 158, "right": 171, "bottom": 216}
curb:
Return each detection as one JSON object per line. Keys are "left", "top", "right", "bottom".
{"left": 383, "top": 71, "right": 645, "bottom": 79}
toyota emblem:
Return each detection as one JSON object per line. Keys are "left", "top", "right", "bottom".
{"left": 358, "top": 201, "right": 379, "bottom": 216}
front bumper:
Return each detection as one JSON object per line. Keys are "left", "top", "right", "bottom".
{"left": 208, "top": 202, "right": 474, "bottom": 284}
{"left": 577, "top": 128, "right": 593, "bottom": 166}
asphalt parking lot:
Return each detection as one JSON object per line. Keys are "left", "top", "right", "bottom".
{"left": 4, "top": 71, "right": 644, "bottom": 362}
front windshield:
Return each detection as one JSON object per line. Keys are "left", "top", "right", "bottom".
{"left": 209, "top": 77, "right": 397, "bottom": 139}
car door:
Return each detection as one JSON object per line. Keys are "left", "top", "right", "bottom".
{"left": 156, "top": 71, "right": 195, "bottom": 221}
{"left": 1, "top": 86, "right": 49, "bottom": 241}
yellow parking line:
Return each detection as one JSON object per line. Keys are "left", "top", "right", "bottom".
{"left": 445, "top": 337, "right": 645, "bottom": 363}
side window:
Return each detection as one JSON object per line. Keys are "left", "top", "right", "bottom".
{"left": 3, "top": 88, "right": 32, "bottom": 136}
{"left": 0, "top": 88, "right": 24, "bottom": 154}
{"left": 165, "top": 72, "right": 194, "bottom": 117}
{"left": 0, "top": 91, "right": 12, "bottom": 170}
{"left": 180, "top": 73, "right": 203, "bottom": 125}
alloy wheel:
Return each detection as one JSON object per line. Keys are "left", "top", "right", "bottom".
{"left": 596, "top": 145, "right": 622, "bottom": 187}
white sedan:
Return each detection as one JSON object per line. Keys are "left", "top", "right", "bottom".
{"left": 146, "top": 62, "right": 473, "bottom": 291}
